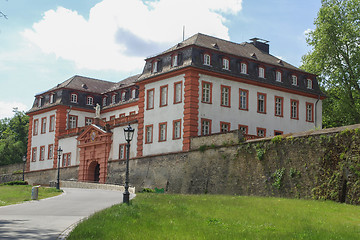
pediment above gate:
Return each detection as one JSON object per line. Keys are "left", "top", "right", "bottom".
{"left": 77, "top": 124, "right": 112, "bottom": 146}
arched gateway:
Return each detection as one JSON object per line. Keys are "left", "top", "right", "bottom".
{"left": 77, "top": 125, "right": 112, "bottom": 183}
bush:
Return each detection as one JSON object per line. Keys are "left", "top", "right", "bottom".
{"left": 141, "top": 188, "right": 155, "bottom": 193}
{"left": 1, "top": 180, "right": 28, "bottom": 186}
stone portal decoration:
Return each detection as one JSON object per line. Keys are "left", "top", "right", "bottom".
{"left": 94, "top": 103, "right": 101, "bottom": 118}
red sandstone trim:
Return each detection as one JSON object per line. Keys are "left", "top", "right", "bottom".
{"left": 136, "top": 83, "right": 145, "bottom": 157}
{"left": 26, "top": 116, "right": 33, "bottom": 171}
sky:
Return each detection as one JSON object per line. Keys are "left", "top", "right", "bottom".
{"left": 0, "top": 0, "right": 322, "bottom": 119}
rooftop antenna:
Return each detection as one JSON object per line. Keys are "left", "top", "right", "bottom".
{"left": 182, "top": 26, "right": 185, "bottom": 41}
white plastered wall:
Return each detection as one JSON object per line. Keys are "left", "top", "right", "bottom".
{"left": 142, "top": 74, "right": 185, "bottom": 156}
{"left": 198, "top": 74, "right": 322, "bottom": 137}
{"left": 110, "top": 124, "right": 138, "bottom": 160}
{"left": 30, "top": 110, "right": 56, "bottom": 171}
{"left": 58, "top": 136, "right": 79, "bottom": 166}
{"left": 101, "top": 105, "right": 139, "bottom": 121}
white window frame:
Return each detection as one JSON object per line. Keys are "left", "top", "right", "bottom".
{"left": 240, "top": 90, "right": 248, "bottom": 110}
{"left": 159, "top": 123, "right": 167, "bottom": 141}
{"left": 292, "top": 75, "right": 298, "bottom": 86}
{"left": 291, "top": 101, "right": 298, "bottom": 119}
{"left": 241, "top": 63, "right": 247, "bottom": 74}
{"left": 307, "top": 79, "right": 313, "bottom": 89}
{"left": 153, "top": 61, "right": 158, "bottom": 73}
{"left": 258, "top": 94, "right": 265, "bottom": 113}
{"left": 204, "top": 54, "right": 211, "bottom": 66}
{"left": 222, "top": 58, "right": 229, "bottom": 70}
{"left": 146, "top": 125, "right": 153, "bottom": 143}
{"left": 276, "top": 71, "right": 282, "bottom": 82}
{"left": 202, "top": 82, "right": 211, "bottom": 103}
{"left": 174, "top": 120, "right": 181, "bottom": 139}
{"left": 50, "top": 94, "right": 54, "bottom": 104}
{"left": 202, "top": 120, "right": 211, "bottom": 136}
{"left": 275, "top": 97, "right": 282, "bottom": 116}
{"left": 259, "top": 67, "right": 265, "bottom": 78}
{"left": 69, "top": 116, "right": 77, "bottom": 129}
{"left": 86, "top": 96, "right": 94, "bottom": 106}
{"left": 112, "top": 94, "right": 116, "bottom": 104}
{"left": 221, "top": 86, "right": 230, "bottom": 107}
{"left": 102, "top": 97, "right": 107, "bottom": 106}
{"left": 172, "top": 54, "right": 178, "bottom": 67}
{"left": 70, "top": 93, "right": 78, "bottom": 103}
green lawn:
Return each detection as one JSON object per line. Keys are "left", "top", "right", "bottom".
{"left": 0, "top": 185, "right": 62, "bottom": 206}
{"left": 68, "top": 194, "right": 360, "bottom": 240}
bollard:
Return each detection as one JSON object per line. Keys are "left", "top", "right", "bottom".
{"left": 31, "top": 185, "right": 40, "bottom": 200}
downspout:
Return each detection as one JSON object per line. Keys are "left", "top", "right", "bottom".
{"left": 314, "top": 95, "right": 320, "bottom": 129}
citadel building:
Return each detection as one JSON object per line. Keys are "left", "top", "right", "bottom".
{"left": 27, "top": 33, "right": 325, "bottom": 183}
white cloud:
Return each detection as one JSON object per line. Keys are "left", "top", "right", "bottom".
{"left": 0, "top": 101, "right": 29, "bottom": 119}
{"left": 22, "top": 0, "right": 242, "bottom": 72}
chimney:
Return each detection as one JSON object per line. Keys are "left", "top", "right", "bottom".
{"left": 250, "top": 38, "right": 269, "bottom": 54}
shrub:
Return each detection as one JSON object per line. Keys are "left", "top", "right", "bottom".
{"left": 2, "top": 180, "right": 28, "bottom": 186}
{"left": 141, "top": 188, "right": 155, "bottom": 193}
{"left": 272, "top": 168, "right": 285, "bottom": 189}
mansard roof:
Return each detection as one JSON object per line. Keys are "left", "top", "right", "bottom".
{"left": 104, "top": 74, "right": 140, "bottom": 93}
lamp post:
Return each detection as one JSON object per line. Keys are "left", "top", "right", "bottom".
{"left": 22, "top": 155, "right": 26, "bottom": 181}
{"left": 123, "top": 124, "right": 135, "bottom": 205}
{"left": 56, "top": 147, "right": 63, "bottom": 190}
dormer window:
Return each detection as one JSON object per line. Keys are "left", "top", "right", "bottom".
{"left": 259, "top": 67, "right": 265, "bottom": 78}
{"left": 222, "top": 58, "right": 229, "bottom": 70}
{"left": 152, "top": 60, "right": 159, "bottom": 73}
{"left": 86, "top": 96, "right": 94, "bottom": 106}
{"left": 49, "top": 93, "right": 54, "bottom": 104}
{"left": 38, "top": 97, "right": 43, "bottom": 107}
{"left": 275, "top": 71, "right": 282, "bottom": 82}
{"left": 240, "top": 62, "right": 247, "bottom": 74}
{"left": 111, "top": 94, "right": 116, "bottom": 104}
{"left": 132, "top": 89, "right": 136, "bottom": 99}
{"left": 292, "top": 75, "right": 298, "bottom": 86}
{"left": 307, "top": 79, "right": 313, "bottom": 89}
{"left": 102, "top": 97, "right": 107, "bottom": 106}
{"left": 204, "top": 54, "right": 211, "bottom": 66}
{"left": 121, "top": 92, "right": 126, "bottom": 101}
{"left": 172, "top": 54, "right": 178, "bottom": 67}
{"left": 70, "top": 93, "right": 78, "bottom": 103}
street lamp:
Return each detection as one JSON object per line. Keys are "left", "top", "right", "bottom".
{"left": 56, "top": 147, "right": 63, "bottom": 190}
{"left": 22, "top": 155, "right": 26, "bottom": 182}
{"left": 123, "top": 124, "right": 135, "bottom": 205}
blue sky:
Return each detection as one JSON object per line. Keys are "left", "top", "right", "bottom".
{"left": 0, "top": 0, "right": 321, "bottom": 118}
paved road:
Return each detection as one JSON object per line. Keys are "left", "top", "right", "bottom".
{"left": 0, "top": 188, "right": 128, "bottom": 240}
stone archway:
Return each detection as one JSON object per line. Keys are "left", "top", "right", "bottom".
{"left": 77, "top": 125, "right": 112, "bottom": 184}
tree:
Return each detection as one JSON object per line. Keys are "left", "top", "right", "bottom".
{"left": 0, "top": 109, "right": 29, "bottom": 166}
{"left": 301, "top": 0, "right": 360, "bottom": 128}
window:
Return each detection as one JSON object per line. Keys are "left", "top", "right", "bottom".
{"left": 220, "top": 122, "right": 230, "bottom": 132}
{"left": 174, "top": 82, "right": 182, "bottom": 104}
{"left": 119, "top": 113, "right": 125, "bottom": 118}
{"left": 111, "top": 94, "right": 116, "bottom": 104}
{"left": 257, "top": 92, "right": 267, "bottom": 114}
{"left": 259, "top": 67, "right": 265, "bottom": 78}
{"left": 306, "top": 102, "right": 314, "bottom": 122}
{"left": 172, "top": 54, "right": 178, "bottom": 67}
{"left": 119, "top": 144, "right": 128, "bottom": 160}
{"left": 292, "top": 75, "right": 298, "bottom": 86}
{"left": 121, "top": 92, "right": 126, "bottom": 101}
{"left": 203, "top": 54, "right": 211, "bottom": 66}
{"left": 85, "top": 117, "right": 93, "bottom": 125}
{"left": 274, "top": 130, "right": 283, "bottom": 136}
{"left": 70, "top": 93, "right": 78, "bottom": 103}
{"left": 201, "top": 118, "right": 212, "bottom": 136}
{"left": 239, "top": 89, "right": 249, "bottom": 110}
{"left": 240, "top": 62, "right": 247, "bottom": 74}
{"left": 307, "top": 79, "right": 313, "bottom": 89}
{"left": 221, "top": 85, "right": 231, "bottom": 107}
{"left": 41, "top": 117, "right": 47, "bottom": 134}
{"left": 86, "top": 96, "right": 94, "bottom": 106}
{"left": 110, "top": 115, "right": 115, "bottom": 121}
{"left": 132, "top": 89, "right": 136, "bottom": 99}
{"left": 173, "top": 119, "right": 181, "bottom": 139}
{"left": 145, "top": 125, "right": 153, "bottom": 144}
{"left": 152, "top": 61, "right": 158, "bottom": 73}
{"left": 129, "top": 111, "right": 136, "bottom": 115}
{"left": 257, "top": 127, "right": 266, "bottom": 137}
{"left": 238, "top": 125, "right": 248, "bottom": 134}
{"left": 202, "top": 81, "right": 212, "bottom": 104}
{"left": 160, "top": 85, "right": 168, "bottom": 107}
{"left": 32, "top": 147, "right": 37, "bottom": 162}
{"left": 48, "top": 144, "right": 53, "bottom": 160}
{"left": 102, "top": 97, "right": 107, "bottom": 106}
{"left": 49, "top": 115, "right": 55, "bottom": 132}
{"left": 147, "top": 89, "right": 154, "bottom": 110}
{"left": 290, "top": 99, "right": 299, "bottom": 120}
{"left": 33, "top": 119, "right": 39, "bottom": 136}
{"left": 222, "top": 58, "right": 229, "bottom": 70}
{"left": 37, "top": 97, "right": 43, "bottom": 107}
{"left": 69, "top": 115, "right": 78, "bottom": 129}
{"left": 159, "top": 122, "right": 167, "bottom": 142}
{"left": 276, "top": 71, "right": 282, "bottom": 82}
{"left": 39, "top": 146, "right": 45, "bottom": 161}
{"left": 275, "top": 96, "right": 284, "bottom": 117}
{"left": 62, "top": 153, "right": 71, "bottom": 167}
{"left": 50, "top": 93, "right": 54, "bottom": 104}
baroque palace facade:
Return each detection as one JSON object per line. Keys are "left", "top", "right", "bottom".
{"left": 27, "top": 33, "right": 325, "bottom": 183}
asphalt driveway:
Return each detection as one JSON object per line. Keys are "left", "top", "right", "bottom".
{"left": 0, "top": 188, "right": 127, "bottom": 240}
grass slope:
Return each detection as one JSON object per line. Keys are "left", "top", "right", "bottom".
{"left": 0, "top": 185, "right": 62, "bottom": 206}
{"left": 68, "top": 194, "right": 360, "bottom": 240}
